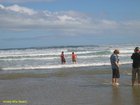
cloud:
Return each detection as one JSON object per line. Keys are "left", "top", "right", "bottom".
{"left": 5, "top": 4, "right": 36, "bottom": 15}
{"left": 0, "top": 4, "right": 140, "bottom": 36}
{"left": 122, "top": 21, "right": 140, "bottom": 29}
{"left": 0, "top": 4, "right": 90, "bottom": 31}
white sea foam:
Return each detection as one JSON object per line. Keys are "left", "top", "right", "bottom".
{"left": 1, "top": 63, "right": 111, "bottom": 70}
{"left": 1, "top": 61, "right": 132, "bottom": 71}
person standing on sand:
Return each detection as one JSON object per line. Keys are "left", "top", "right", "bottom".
{"left": 60, "top": 51, "right": 66, "bottom": 64}
{"left": 72, "top": 52, "right": 77, "bottom": 64}
{"left": 131, "top": 47, "right": 140, "bottom": 86}
{"left": 110, "top": 49, "right": 120, "bottom": 86}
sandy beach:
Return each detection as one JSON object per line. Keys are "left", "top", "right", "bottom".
{"left": 0, "top": 65, "right": 140, "bottom": 105}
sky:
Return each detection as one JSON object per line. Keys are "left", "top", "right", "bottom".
{"left": 0, "top": 0, "right": 140, "bottom": 49}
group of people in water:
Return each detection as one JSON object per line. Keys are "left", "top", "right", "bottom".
{"left": 60, "top": 51, "right": 77, "bottom": 64}
{"left": 110, "top": 47, "right": 140, "bottom": 87}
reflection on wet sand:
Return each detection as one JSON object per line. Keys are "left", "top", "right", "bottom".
{"left": 132, "top": 86, "right": 140, "bottom": 105}
{"left": 110, "top": 85, "right": 140, "bottom": 105}
{"left": 110, "top": 86, "right": 122, "bottom": 105}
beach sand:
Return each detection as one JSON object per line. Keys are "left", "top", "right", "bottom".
{"left": 0, "top": 65, "right": 140, "bottom": 105}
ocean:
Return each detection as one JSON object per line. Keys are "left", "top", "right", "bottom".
{"left": 0, "top": 44, "right": 139, "bottom": 71}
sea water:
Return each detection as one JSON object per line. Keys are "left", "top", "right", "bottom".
{"left": 0, "top": 44, "right": 139, "bottom": 71}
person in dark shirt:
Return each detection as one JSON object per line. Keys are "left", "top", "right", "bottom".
{"left": 60, "top": 51, "right": 66, "bottom": 64}
{"left": 131, "top": 47, "right": 140, "bottom": 86}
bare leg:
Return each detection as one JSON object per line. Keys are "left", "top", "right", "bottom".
{"left": 112, "top": 78, "right": 116, "bottom": 85}
{"left": 115, "top": 78, "right": 119, "bottom": 85}
{"left": 132, "top": 68, "right": 136, "bottom": 86}
{"left": 132, "top": 80, "right": 135, "bottom": 86}
{"left": 138, "top": 69, "right": 140, "bottom": 85}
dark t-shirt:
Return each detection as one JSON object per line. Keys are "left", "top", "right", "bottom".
{"left": 131, "top": 52, "right": 140, "bottom": 68}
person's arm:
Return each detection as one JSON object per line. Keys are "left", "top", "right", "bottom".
{"left": 114, "top": 61, "right": 119, "bottom": 69}
{"left": 131, "top": 53, "right": 134, "bottom": 59}
{"left": 114, "top": 56, "right": 119, "bottom": 69}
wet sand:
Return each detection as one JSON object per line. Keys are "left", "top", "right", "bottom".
{"left": 0, "top": 65, "right": 140, "bottom": 105}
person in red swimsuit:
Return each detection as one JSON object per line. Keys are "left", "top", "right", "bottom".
{"left": 72, "top": 52, "right": 77, "bottom": 64}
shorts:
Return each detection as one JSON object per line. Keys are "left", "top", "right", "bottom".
{"left": 72, "top": 59, "right": 76, "bottom": 62}
{"left": 132, "top": 68, "right": 140, "bottom": 81}
{"left": 112, "top": 68, "right": 120, "bottom": 78}
{"left": 61, "top": 58, "right": 66, "bottom": 63}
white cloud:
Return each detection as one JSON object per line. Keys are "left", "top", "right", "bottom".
{"left": 0, "top": 4, "right": 90, "bottom": 30}
{"left": 58, "top": 15, "right": 76, "bottom": 22}
{"left": 5, "top": 4, "right": 36, "bottom": 15}
{"left": 122, "top": 21, "right": 140, "bottom": 29}
{"left": 0, "top": 4, "right": 140, "bottom": 35}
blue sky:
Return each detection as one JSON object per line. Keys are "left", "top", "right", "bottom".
{"left": 0, "top": 0, "right": 140, "bottom": 49}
